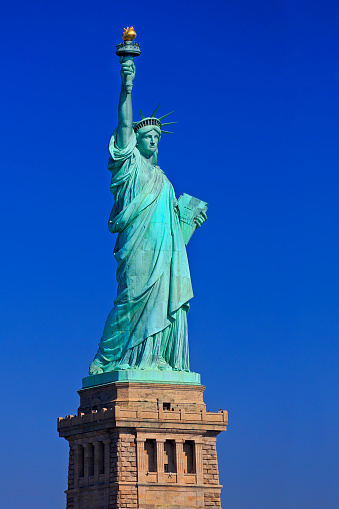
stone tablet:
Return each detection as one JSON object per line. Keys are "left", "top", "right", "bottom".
{"left": 178, "top": 193, "right": 208, "bottom": 245}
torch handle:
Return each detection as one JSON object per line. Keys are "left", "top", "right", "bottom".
{"left": 121, "top": 55, "right": 134, "bottom": 94}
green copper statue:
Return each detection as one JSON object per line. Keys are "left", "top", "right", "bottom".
{"left": 89, "top": 30, "right": 207, "bottom": 376}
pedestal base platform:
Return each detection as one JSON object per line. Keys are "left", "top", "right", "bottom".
{"left": 82, "top": 369, "right": 201, "bottom": 389}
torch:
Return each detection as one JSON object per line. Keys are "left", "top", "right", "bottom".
{"left": 116, "top": 27, "right": 141, "bottom": 93}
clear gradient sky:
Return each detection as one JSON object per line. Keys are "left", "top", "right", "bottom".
{"left": 0, "top": 1, "right": 338, "bottom": 508}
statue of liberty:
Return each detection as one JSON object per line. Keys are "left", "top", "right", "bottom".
{"left": 89, "top": 33, "right": 207, "bottom": 376}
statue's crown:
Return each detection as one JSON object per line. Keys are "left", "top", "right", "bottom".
{"left": 133, "top": 105, "right": 176, "bottom": 134}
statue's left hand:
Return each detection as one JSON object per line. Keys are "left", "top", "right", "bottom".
{"left": 194, "top": 210, "right": 207, "bottom": 228}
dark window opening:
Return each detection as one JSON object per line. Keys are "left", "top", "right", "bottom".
{"left": 78, "top": 445, "right": 84, "bottom": 478}
{"left": 88, "top": 443, "right": 94, "bottom": 477}
{"left": 183, "top": 441, "right": 195, "bottom": 474}
{"left": 144, "top": 439, "right": 156, "bottom": 472}
{"left": 98, "top": 441, "right": 105, "bottom": 475}
{"left": 164, "top": 440, "right": 176, "bottom": 473}
{"left": 163, "top": 402, "right": 171, "bottom": 410}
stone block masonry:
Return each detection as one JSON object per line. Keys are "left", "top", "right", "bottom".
{"left": 58, "top": 382, "right": 227, "bottom": 509}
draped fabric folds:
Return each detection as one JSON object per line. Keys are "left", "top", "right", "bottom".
{"left": 89, "top": 131, "right": 193, "bottom": 374}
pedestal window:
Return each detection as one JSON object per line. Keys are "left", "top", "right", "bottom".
{"left": 78, "top": 445, "right": 84, "bottom": 478}
{"left": 183, "top": 440, "right": 195, "bottom": 474}
{"left": 98, "top": 441, "right": 105, "bottom": 475}
{"left": 144, "top": 439, "right": 156, "bottom": 472}
{"left": 164, "top": 440, "right": 176, "bottom": 473}
{"left": 87, "top": 443, "right": 94, "bottom": 477}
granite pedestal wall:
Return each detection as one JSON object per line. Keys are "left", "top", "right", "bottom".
{"left": 58, "top": 381, "right": 227, "bottom": 509}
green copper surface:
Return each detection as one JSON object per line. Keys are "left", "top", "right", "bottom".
{"left": 88, "top": 42, "right": 207, "bottom": 380}
{"left": 83, "top": 369, "right": 201, "bottom": 389}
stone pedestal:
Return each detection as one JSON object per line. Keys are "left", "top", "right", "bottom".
{"left": 58, "top": 381, "right": 227, "bottom": 509}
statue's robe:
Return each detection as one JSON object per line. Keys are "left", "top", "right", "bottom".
{"left": 90, "top": 131, "right": 193, "bottom": 373}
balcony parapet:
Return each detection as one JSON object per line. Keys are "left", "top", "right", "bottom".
{"left": 57, "top": 405, "right": 228, "bottom": 436}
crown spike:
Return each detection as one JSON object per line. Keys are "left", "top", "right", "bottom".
{"left": 151, "top": 104, "right": 161, "bottom": 118}
{"left": 158, "top": 111, "right": 174, "bottom": 121}
{"left": 161, "top": 130, "right": 173, "bottom": 134}
{"left": 139, "top": 108, "right": 145, "bottom": 119}
{"left": 161, "top": 122, "right": 177, "bottom": 127}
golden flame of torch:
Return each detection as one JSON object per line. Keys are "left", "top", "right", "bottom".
{"left": 122, "top": 27, "right": 137, "bottom": 41}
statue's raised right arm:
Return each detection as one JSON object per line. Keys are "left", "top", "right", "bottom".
{"left": 116, "top": 58, "right": 135, "bottom": 149}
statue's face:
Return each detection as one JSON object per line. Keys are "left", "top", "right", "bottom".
{"left": 137, "top": 129, "right": 160, "bottom": 159}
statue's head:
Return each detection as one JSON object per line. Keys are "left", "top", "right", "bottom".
{"left": 136, "top": 125, "right": 161, "bottom": 161}
{"left": 133, "top": 106, "right": 175, "bottom": 164}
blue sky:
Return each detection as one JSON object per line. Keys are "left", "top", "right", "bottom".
{"left": 0, "top": 1, "right": 338, "bottom": 508}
